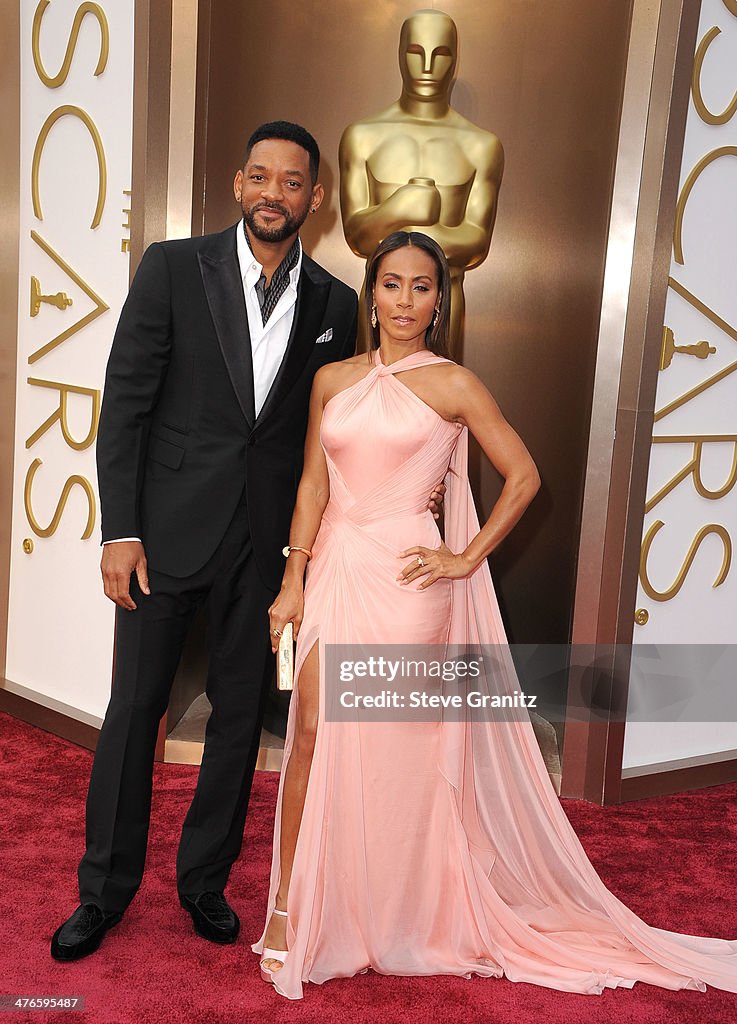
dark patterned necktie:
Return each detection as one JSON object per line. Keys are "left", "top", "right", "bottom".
{"left": 245, "top": 230, "right": 300, "bottom": 326}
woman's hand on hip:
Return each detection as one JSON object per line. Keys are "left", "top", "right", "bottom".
{"left": 396, "top": 542, "right": 474, "bottom": 588}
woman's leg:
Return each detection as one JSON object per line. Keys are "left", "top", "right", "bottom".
{"left": 261, "top": 638, "right": 319, "bottom": 970}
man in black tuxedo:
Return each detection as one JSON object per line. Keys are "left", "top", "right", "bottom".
{"left": 51, "top": 122, "right": 359, "bottom": 959}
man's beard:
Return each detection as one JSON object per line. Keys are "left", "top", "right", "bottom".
{"left": 242, "top": 201, "right": 308, "bottom": 243}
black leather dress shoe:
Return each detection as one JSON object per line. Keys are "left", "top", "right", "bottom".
{"left": 50, "top": 904, "right": 122, "bottom": 961}
{"left": 179, "top": 891, "right": 240, "bottom": 944}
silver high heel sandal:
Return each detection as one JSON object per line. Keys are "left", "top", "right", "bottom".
{"left": 259, "top": 908, "right": 288, "bottom": 983}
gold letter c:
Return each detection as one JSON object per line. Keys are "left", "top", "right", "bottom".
{"left": 31, "top": 105, "right": 107, "bottom": 229}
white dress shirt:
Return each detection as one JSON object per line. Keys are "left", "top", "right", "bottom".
{"left": 237, "top": 218, "right": 302, "bottom": 417}
{"left": 105, "top": 223, "right": 303, "bottom": 546}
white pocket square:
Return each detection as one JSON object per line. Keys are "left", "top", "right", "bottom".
{"left": 315, "top": 328, "right": 333, "bottom": 344}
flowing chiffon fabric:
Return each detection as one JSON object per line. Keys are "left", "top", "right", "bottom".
{"left": 251, "top": 348, "right": 737, "bottom": 999}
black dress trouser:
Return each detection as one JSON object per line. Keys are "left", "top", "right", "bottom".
{"left": 77, "top": 491, "right": 277, "bottom": 913}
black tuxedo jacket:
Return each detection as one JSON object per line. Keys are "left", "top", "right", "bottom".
{"left": 96, "top": 223, "right": 358, "bottom": 589}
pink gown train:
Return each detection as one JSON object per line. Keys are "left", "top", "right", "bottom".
{"left": 251, "top": 347, "right": 737, "bottom": 999}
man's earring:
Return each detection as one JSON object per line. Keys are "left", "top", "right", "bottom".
{"left": 371, "top": 305, "right": 378, "bottom": 328}
{"left": 310, "top": 207, "right": 316, "bottom": 214}
{"left": 236, "top": 193, "right": 242, "bottom": 201}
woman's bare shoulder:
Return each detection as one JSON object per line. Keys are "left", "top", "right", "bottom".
{"left": 418, "top": 359, "right": 481, "bottom": 392}
{"left": 314, "top": 354, "right": 374, "bottom": 403}
{"left": 435, "top": 360, "right": 489, "bottom": 393}
{"left": 419, "top": 359, "right": 497, "bottom": 422}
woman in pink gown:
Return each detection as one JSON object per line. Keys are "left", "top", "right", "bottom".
{"left": 251, "top": 231, "right": 737, "bottom": 999}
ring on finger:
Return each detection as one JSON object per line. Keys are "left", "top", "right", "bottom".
{"left": 417, "top": 556, "right": 425, "bottom": 567}
{"left": 271, "top": 628, "right": 282, "bottom": 637}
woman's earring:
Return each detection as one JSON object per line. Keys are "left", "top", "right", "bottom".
{"left": 432, "top": 307, "right": 440, "bottom": 327}
{"left": 371, "top": 305, "right": 378, "bottom": 328}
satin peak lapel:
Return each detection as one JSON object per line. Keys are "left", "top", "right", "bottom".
{"left": 255, "top": 269, "right": 330, "bottom": 428}
{"left": 198, "top": 238, "right": 256, "bottom": 427}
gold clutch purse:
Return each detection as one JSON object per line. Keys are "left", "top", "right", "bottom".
{"left": 276, "top": 621, "right": 294, "bottom": 691}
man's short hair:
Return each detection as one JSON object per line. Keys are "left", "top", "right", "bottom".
{"left": 244, "top": 121, "right": 320, "bottom": 184}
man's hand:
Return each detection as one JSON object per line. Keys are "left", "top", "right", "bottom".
{"left": 427, "top": 482, "right": 446, "bottom": 520}
{"left": 101, "top": 541, "right": 150, "bottom": 610}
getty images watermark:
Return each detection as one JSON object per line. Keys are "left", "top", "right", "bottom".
{"left": 325, "top": 644, "right": 536, "bottom": 722}
{"left": 323, "top": 644, "right": 737, "bottom": 723}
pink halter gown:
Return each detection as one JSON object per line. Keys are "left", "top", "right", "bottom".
{"left": 251, "top": 347, "right": 737, "bottom": 999}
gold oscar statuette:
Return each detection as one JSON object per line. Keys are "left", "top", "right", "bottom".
{"left": 339, "top": 8, "right": 504, "bottom": 357}
{"left": 30, "top": 276, "right": 73, "bottom": 317}
{"left": 659, "top": 326, "right": 716, "bottom": 371}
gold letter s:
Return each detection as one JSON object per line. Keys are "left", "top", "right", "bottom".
{"left": 32, "top": 1, "right": 109, "bottom": 89}
{"left": 692, "top": 27, "right": 737, "bottom": 127}
{"left": 24, "top": 459, "right": 96, "bottom": 539}
{"left": 640, "top": 519, "right": 731, "bottom": 601}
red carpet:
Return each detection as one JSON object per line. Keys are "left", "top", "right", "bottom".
{"left": 1, "top": 709, "right": 735, "bottom": 1024}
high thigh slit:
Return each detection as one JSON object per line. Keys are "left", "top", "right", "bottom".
{"left": 252, "top": 347, "right": 737, "bottom": 999}
{"left": 259, "top": 635, "right": 320, "bottom": 970}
